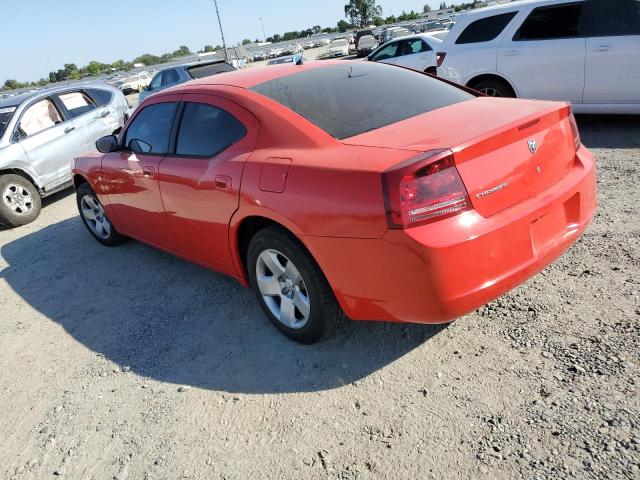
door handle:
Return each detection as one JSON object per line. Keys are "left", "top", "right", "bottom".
{"left": 97, "top": 110, "right": 110, "bottom": 118}
{"left": 593, "top": 45, "right": 613, "bottom": 52}
{"left": 503, "top": 50, "right": 522, "bottom": 56}
{"left": 64, "top": 126, "right": 75, "bottom": 134}
{"left": 142, "top": 167, "right": 155, "bottom": 178}
{"left": 214, "top": 175, "right": 232, "bottom": 190}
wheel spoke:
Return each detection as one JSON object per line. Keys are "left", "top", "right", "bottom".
{"left": 279, "top": 297, "right": 297, "bottom": 327}
{"left": 257, "top": 274, "right": 280, "bottom": 296}
{"left": 293, "top": 289, "right": 310, "bottom": 319}
{"left": 261, "top": 251, "right": 286, "bottom": 276}
{"left": 284, "top": 261, "right": 301, "bottom": 285}
{"left": 102, "top": 219, "right": 111, "bottom": 236}
{"left": 82, "top": 206, "right": 96, "bottom": 220}
{"left": 94, "top": 220, "right": 104, "bottom": 237}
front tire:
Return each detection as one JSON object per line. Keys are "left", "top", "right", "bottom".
{"left": 0, "top": 174, "right": 41, "bottom": 228}
{"left": 247, "top": 226, "right": 342, "bottom": 344}
{"left": 76, "top": 182, "right": 127, "bottom": 246}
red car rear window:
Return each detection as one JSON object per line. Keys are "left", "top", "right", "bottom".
{"left": 250, "top": 63, "right": 473, "bottom": 140}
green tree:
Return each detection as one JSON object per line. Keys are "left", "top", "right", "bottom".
{"left": 439, "top": 1, "right": 447, "bottom": 9}
{"left": 172, "top": 45, "right": 191, "bottom": 57}
{"left": 344, "top": 0, "right": 382, "bottom": 28}
{"left": 85, "top": 61, "right": 103, "bottom": 75}
{"left": 337, "top": 19, "right": 352, "bottom": 32}
{"left": 242, "top": 38, "right": 252, "bottom": 45}
{"left": 203, "top": 44, "right": 215, "bottom": 52}
{"left": 3, "top": 79, "right": 20, "bottom": 90}
{"left": 423, "top": 4, "right": 432, "bottom": 12}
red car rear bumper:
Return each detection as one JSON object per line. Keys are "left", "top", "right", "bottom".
{"left": 303, "top": 146, "right": 597, "bottom": 324}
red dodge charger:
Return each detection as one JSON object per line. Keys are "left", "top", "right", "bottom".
{"left": 73, "top": 60, "right": 596, "bottom": 343}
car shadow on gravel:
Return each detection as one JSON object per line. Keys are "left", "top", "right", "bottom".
{"left": 0, "top": 217, "right": 444, "bottom": 394}
{"left": 576, "top": 115, "right": 640, "bottom": 149}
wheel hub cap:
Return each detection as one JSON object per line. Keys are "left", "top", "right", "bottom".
{"left": 2, "top": 184, "right": 33, "bottom": 215}
{"left": 256, "top": 249, "right": 311, "bottom": 329}
{"left": 80, "top": 195, "right": 111, "bottom": 240}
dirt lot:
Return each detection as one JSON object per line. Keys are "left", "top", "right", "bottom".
{"left": 0, "top": 116, "right": 638, "bottom": 479}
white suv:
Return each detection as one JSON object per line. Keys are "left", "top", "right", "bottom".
{"left": 437, "top": 0, "right": 640, "bottom": 114}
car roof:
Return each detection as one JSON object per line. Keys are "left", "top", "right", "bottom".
{"left": 456, "top": 0, "right": 577, "bottom": 17}
{"left": 0, "top": 82, "right": 112, "bottom": 109}
{"left": 181, "top": 60, "right": 344, "bottom": 90}
{"left": 158, "top": 59, "right": 229, "bottom": 73}
{"left": 389, "top": 33, "right": 443, "bottom": 45}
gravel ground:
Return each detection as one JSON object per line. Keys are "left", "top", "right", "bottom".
{"left": 0, "top": 115, "right": 638, "bottom": 479}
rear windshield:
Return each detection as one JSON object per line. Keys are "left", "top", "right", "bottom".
{"left": 187, "top": 62, "right": 235, "bottom": 79}
{"left": 0, "top": 106, "right": 16, "bottom": 138}
{"left": 250, "top": 63, "right": 473, "bottom": 139}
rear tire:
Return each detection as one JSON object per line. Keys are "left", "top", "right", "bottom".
{"left": 247, "top": 226, "right": 342, "bottom": 344}
{"left": 0, "top": 174, "right": 41, "bottom": 228}
{"left": 76, "top": 182, "right": 127, "bottom": 246}
{"left": 471, "top": 78, "right": 516, "bottom": 98}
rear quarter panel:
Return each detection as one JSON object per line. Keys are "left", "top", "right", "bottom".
{"left": 235, "top": 144, "right": 414, "bottom": 239}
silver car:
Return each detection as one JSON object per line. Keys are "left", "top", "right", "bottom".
{"left": 0, "top": 83, "right": 129, "bottom": 227}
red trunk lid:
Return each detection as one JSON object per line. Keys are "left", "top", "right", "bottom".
{"left": 343, "top": 97, "right": 578, "bottom": 217}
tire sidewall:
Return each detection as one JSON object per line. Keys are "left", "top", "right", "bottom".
{"left": 76, "top": 183, "right": 123, "bottom": 246}
{"left": 474, "top": 79, "right": 514, "bottom": 98}
{"left": 247, "top": 228, "right": 331, "bottom": 344}
{"left": 0, "top": 174, "right": 42, "bottom": 228}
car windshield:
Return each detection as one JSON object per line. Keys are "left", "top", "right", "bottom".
{"left": 250, "top": 63, "right": 473, "bottom": 140}
{"left": 0, "top": 106, "right": 16, "bottom": 138}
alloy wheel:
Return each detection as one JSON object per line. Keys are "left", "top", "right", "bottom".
{"left": 480, "top": 87, "right": 502, "bottom": 97}
{"left": 80, "top": 195, "right": 111, "bottom": 240}
{"left": 2, "top": 183, "right": 34, "bottom": 215}
{"left": 256, "top": 249, "right": 311, "bottom": 329}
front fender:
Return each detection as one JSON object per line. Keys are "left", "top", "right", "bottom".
{"left": 0, "top": 163, "right": 43, "bottom": 190}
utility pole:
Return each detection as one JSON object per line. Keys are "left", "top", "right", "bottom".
{"left": 259, "top": 17, "right": 266, "bottom": 42}
{"left": 213, "top": 0, "right": 228, "bottom": 62}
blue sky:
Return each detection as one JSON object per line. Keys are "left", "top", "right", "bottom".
{"left": 0, "top": 0, "right": 453, "bottom": 83}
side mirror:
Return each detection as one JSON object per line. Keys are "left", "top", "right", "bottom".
{"left": 96, "top": 135, "right": 119, "bottom": 153}
{"left": 128, "top": 138, "right": 152, "bottom": 154}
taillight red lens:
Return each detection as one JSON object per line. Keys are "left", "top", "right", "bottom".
{"left": 568, "top": 112, "right": 581, "bottom": 150}
{"left": 436, "top": 52, "right": 447, "bottom": 67}
{"left": 382, "top": 149, "right": 471, "bottom": 229}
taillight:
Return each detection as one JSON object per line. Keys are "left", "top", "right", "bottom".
{"left": 436, "top": 52, "right": 447, "bottom": 67}
{"left": 382, "top": 149, "right": 471, "bottom": 229}
{"left": 568, "top": 111, "right": 581, "bottom": 150}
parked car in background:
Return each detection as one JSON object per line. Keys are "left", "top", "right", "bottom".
{"left": 356, "top": 35, "right": 379, "bottom": 57}
{"left": 267, "top": 55, "right": 307, "bottom": 65}
{"left": 329, "top": 39, "right": 350, "bottom": 57}
{"left": 355, "top": 29, "right": 376, "bottom": 48}
{"left": 268, "top": 48, "right": 284, "bottom": 58}
{"left": 368, "top": 34, "right": 443, "bottom": 73}
{"left": 114, "top": 72, "right": 151, "bottom": 94}
{"left": 253, "top": 51, "right": 267, "bottom": 61}
{"left": 437, "top": 0, "right": 640, "bottom": 113}
{"left": 139, "top": 59, "right": 236, "bottom": 103}
{"left": 74, "top": 61, "right": 595, "bottom": 343}
{"left": 383, "top": 27, "right": 412, "bottom": 42}
{"left": 0, "top": 84, "right": 128, "bottom": 227}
